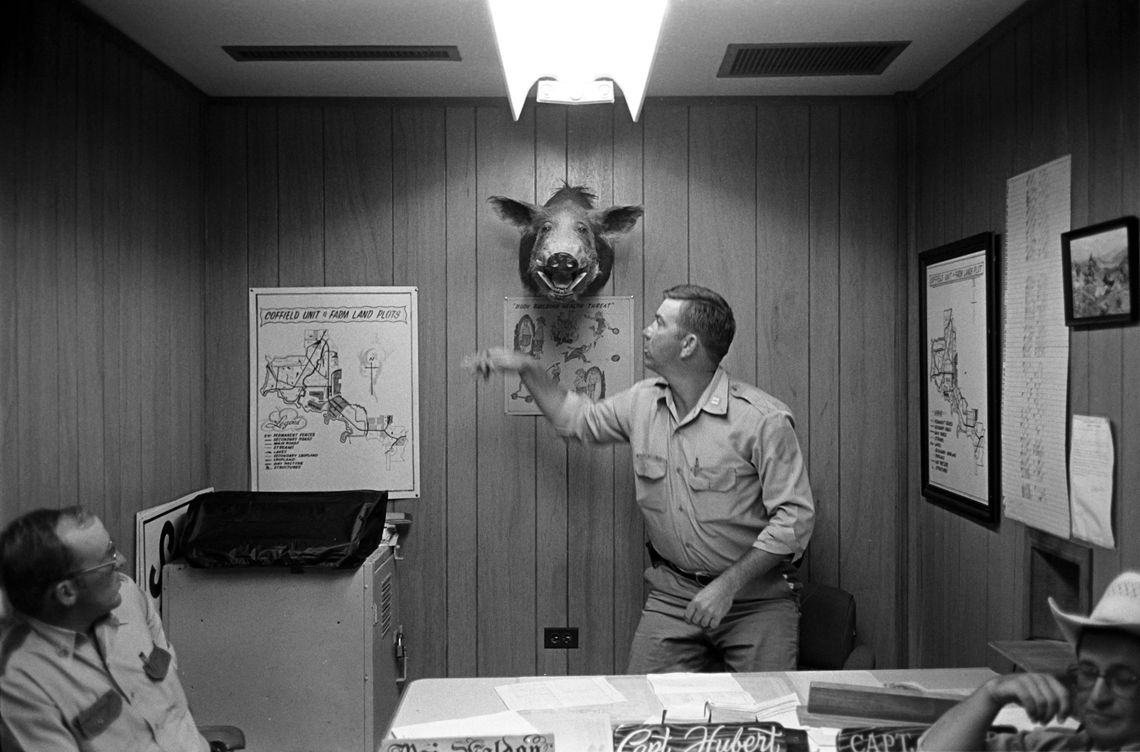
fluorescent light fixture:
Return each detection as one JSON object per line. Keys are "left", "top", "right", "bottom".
{"left": 487, "top": 0, "right": 667, "bottom": 122}
{"left": 537, "top": 79, "right": 614, "bottom": 106}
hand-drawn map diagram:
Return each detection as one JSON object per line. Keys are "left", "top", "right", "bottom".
{"left": 925, "top": 252, "right": 990, "bottom": 504}
{"left": 503, "top": 296, "right": 634, "bottom": 415}
{"left": 250, "top": 287, "right": 420, "bottom": 497}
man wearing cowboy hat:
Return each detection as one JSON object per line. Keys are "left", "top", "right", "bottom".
{"left": 922, "top": 570, "right": 1140, "bottom": 751}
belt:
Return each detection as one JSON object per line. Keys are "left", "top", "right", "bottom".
{"left": 646, "top": 542, "right": 718, "bottom": 587}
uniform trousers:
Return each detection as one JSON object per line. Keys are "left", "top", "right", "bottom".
{"left": 625, "top": 563, "right": 800, "bottom": 674}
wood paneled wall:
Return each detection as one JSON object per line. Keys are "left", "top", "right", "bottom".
{"left": 9, "top": 0, "right": 1140, "bottom": 684}
{"left": 203, "top": 98, "right": 907, "bottom": 677}
{"left": 0, "top": 2, "right": 207, "bottom": 560}
{"left": 908, "top": 0, "right": 1140, "bottom": 667}
{"left": 8, "top": 0, "right": 913, "bottom": 681}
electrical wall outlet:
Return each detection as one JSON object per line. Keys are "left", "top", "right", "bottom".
{"left": 543, "top": 627, "right": 579, "bottom": 649}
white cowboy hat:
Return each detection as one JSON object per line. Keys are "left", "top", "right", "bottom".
{"left": 1049, "top": 570, "right": 1140, "bottom": 648}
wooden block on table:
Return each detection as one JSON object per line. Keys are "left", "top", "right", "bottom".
{"left": 806, "top": 682, "right": 962, "bottom": 724}
{"left": 796, "top": 706, "right": 917, "bottom": 730}
{"left": 988, "top": 639, "right": 1073, "bottom": 675}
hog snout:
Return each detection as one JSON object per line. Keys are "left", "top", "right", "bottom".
{"left": 545, "top": 253, "right": 579, "bottom": 280}
{"left": 532, "top": 249, "right": 592, "bottom": 298}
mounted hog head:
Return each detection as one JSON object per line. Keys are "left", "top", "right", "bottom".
{"left": 489, "top": 184, "right": 643, "bottom": 302}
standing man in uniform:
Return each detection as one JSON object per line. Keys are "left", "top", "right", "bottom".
{"left": 470, "top": 284, "right": 814, "bottom": 672}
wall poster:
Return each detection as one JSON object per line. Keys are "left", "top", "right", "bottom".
{"left": 919, "top": 233, "right": 1000, "bottom": 525}
{"left": 250, "top": 287, "right": 420, "bottom": 498}
{"left": 502, "top": 296, "right": 634, "bottom": 415}
{"left": 1002, "top": 155, "right": 1071, "bottom": 537}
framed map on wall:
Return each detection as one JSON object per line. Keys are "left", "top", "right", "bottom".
{"left": 919, "top": 233, "right": 1000, "bottom": 525}
{"left": 249, "top": 287, "right": 420, "bottom": 498}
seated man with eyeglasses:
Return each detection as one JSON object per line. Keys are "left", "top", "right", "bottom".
{"left": 0, "top": 507, "right": 211, "bottom": 752}
{"left": 921, "top": 570, "right": 1140, "bottom": 751}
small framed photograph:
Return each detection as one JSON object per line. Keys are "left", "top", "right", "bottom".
{"left": 1061, "top": 216, "right": 1138, "bottom": 327}
{"left": 919, "top": 232, "right": 1000, "bottom": 526}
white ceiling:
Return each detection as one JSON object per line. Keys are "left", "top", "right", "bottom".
{"left": 77, "top": 0, "right": 1026, "bottom": 101}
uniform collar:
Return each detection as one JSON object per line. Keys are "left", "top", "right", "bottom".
{"left": 700, "top": 368, "right": 731, "bottom": 416}
{"left": 652, "top": 368, "right": 730, "bottom": 420}
{"left": 23, "top": 615, "right": 87, "bottom": 659}
{"left": 22, "top": 605, "right": 124, "bottom": 660}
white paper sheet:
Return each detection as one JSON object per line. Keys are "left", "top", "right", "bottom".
{"left": 1069, "top": 414, "right": 1115, "bottom": 548}
{"left": 646, "top": 672, "right": 746, "bottom": 694}
{"left": 753, "top": 692, "right": 802, "bottom": 727}
{"left": 389, "top": 710, "right": 539, "bottom": 739}
{"left": 807, "top": 726, "right": 840, "bottom": 751}
{"left": 524, "top": 710, "right": 615, "bottom": 752}
{"left": 495, "top": 676, "right": 626, "bottom": 710}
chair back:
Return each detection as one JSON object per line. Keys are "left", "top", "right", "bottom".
{"left": 0, "top": 588, "right": 12, "bottom": 637}
{"left": 798, "top": 581, "right": 860, "bottom": 670}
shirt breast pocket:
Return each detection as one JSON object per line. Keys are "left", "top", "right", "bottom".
{"left": 633, "top": 453, "right": 668, "bottom": 516}
{"left": 686, "top": 465, "right": 744, "bottom": 522}
{"left": 633, "top": 453, "right": 666, "bottom": 481}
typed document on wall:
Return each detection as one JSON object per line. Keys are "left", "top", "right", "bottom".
{"left": 1001, "top": 156, "right": 1071, "bottom": 537}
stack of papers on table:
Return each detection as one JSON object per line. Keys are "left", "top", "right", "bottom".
{"left": 648, "top": 672, "right": 757, "bottom": 721}
{"left": 388, "top": 710, "right": 540, "bottom": 739}
{"left": 495, "top": 676, "right": 626, "bottom": 710}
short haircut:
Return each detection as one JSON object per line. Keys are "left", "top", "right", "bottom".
{"left": 663, "top": 284, "right": 736, "bottom": 364}
{"left": 0, "top": 506, "right": 89, "bottom": 617}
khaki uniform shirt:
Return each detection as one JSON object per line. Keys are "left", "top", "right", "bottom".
{"left": 553, "top": 367, "right": 814, "bottom": 599}
{"left": 0, "top": 574, "right": 208, "bottom": 752}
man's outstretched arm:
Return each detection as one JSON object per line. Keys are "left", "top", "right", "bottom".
{"left": 920, "top": 673, "right": 1071, "bottom": 751}
{"left": 466, "top": 347, "right": 569, "bottom": 419}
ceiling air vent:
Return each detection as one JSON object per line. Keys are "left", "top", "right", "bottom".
{"left": 717, "top": 41, "right": 909, "bottom": 78}
{"left": 223, "top": 45, "right": 461, "bottom": 62}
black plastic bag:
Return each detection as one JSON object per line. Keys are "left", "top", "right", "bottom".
{"left": 179, "top": 490, "right": 388, "bottom": 569}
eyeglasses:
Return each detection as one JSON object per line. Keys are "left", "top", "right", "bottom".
{"left": 1067, "top": 662, "right": 1140, "bottom": 699}
{"left": 62, "top": 544, "right": 123, "bottom": 580}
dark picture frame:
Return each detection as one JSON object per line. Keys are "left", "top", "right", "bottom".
{"left": 1061, "top": 216, "right": 1138, "bottom": 327}
{"left": 918, "top": 233, "right": 1000, "bottom": 526}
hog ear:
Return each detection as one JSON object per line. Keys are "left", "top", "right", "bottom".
{"left": 488, "top": 196, "right": 540, "bottom": 231}
{"left": 594, "top": 205, "right": 644, "bottom": 237}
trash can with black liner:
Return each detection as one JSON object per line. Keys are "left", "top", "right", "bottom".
{"left": 162, "top": 488, "right": 402, "bottom": 752}
{"left": 178, "top": 489, "right": 388, "bottom": 570}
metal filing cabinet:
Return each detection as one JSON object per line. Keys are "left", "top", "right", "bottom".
{"left": 162, "top": 545, "right": 401, "bottom": 752}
